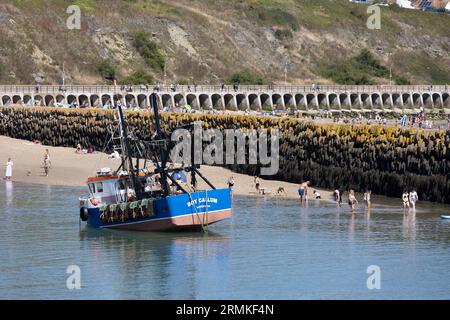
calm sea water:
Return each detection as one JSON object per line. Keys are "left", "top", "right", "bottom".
{"left": 1, "top": 181, "right": 450, "bottom": 300}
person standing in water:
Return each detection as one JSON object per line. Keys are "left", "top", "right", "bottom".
{"left": 298, "top": 181, "right": 310, "bottom": 203}
{"left": 402, "top": 191, "right": 410, "bottom": 209}
{"left": 409, "top": 189, "right": 418, "bottom": 209}
{"left": 348, "top": 190, "right": 358, "bottom": 212}
{"left": 363, "top": 190, "right": 372, "bottom": 208}
{"left": 4, "top": 158, "right": 13, "bottom": 180}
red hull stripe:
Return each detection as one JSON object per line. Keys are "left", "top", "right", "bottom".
{"left": 100, "top": 209, "right": 232, "bottom": 231}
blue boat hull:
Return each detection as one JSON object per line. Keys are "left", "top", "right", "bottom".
{"left": 86, "top": 188, "right": 232, "bottom": 231}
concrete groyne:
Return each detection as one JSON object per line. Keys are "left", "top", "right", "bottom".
{"left": 1, "top": 106, "right": 449, "bottom": 203}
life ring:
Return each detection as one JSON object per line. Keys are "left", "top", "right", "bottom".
{"left": 80, "top": 207, "right": 89, "bottom": 221}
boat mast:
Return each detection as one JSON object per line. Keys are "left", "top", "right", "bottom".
{"left": 116, "top": 101, "right": 141, "bottom": 199}
{"left": 150, "top": 93, "right": 171, "bottom": 196}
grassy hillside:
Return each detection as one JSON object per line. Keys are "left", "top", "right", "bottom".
{"left": 0, "top": 0, "right": 449, "bottom": 85}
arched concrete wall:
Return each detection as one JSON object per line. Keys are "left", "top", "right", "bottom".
{"left": 2, "top": 95, "right": 12, "bottom": 106}
{"left": 350, "top": 94, "right": 361, "bottom": 110}
{"left": 13, "top": 95, "right": 22, "bottom": 105}
{"left": 1, "top": 89, "right": 448, "bottom": 113}
{"left": 199, "top": 94, "right": 212, "bottom": 110}
{"left": 260, "top": 94, "right": 272, "bottom": 111}
{"left": 295, "top": 94, "right": 307, "bottom": 111}
{"left": 272, "top": 94, "right": 284, "bottom": 110}
{"left": 412, "top": 93, "right": 423, "bottom": 107}
{"left": 236, "top": 94, "right": 248, "bottom": 111}
{"left": 443, "top": 93, "right": 449, "bottom": 108}
{"left": 328, "top": 93, "right": 340, "bottom": 109}
{"left": 339, "top": 94, "right": 350, "bottom": 108}
{"left": 224, "top": 94, "right": 237, "bottom": 111}
{"left": 34, "top": 95, "right": 44, "bottom": 106}
{"left": 45, "top": 95, "right": 55, "bottom": 107}
{"left": 248, "top": 94, "right": 261, "bottom": 111}
{"left": 186, "top": 94, "right": 199, "bottom": 109}
{"left": 212, "top": 94, "right": 224, "bottom": 110}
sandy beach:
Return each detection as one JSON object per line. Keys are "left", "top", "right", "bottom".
{"left": 0, "top": 135, "right": 331, "bottom": 200}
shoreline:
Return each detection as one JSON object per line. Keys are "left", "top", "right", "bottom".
{"left": 0, "top": 135, "right": 332, "bottom": 201}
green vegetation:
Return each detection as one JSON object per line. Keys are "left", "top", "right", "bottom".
{"left": 253, "top": 7, "right": 298, "bottom": 30}
{"left": 131, "top": 30, "right": 165, "bottom": 71}
{"left": 97, "top": 60, "right": 117, "bottom": 82}
{"left": 176, "top": 79, "right": 191, "bottom": 85}
{"left": 324, "top": 49, "right": 410, "bottom": 85}
{"left": 274, "top": 29, "right": 293, "bottom": 41}
{"left": 120, "top": 70, "right": 155, "bottom": 85}
{"left": 226, "top": 70, "right": 267, "bottom": 85}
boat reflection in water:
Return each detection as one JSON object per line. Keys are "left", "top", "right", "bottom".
{"left": 78, "top": 227, "right": 231, "bottom": 299}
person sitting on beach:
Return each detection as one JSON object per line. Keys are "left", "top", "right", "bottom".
{"left": 402, "top": 191, "right": 410, "bottom": 208}
{"left": 276, "top": 186, "right": 287, "bottom": 197}
{"left": 313, "top": 190, "right": 321, "bottom": 199}
{"left": 348, "top": 190, "right": 358, "bottom": 212}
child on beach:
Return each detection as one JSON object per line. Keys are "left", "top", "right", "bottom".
{"left": 4, "top": 158, "right": 13, "bottom": 180}
{"left": 313, "top": 190, "right": 321, "bottom": 199}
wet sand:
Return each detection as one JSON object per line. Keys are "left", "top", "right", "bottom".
{"left": 0, "top": 135, "right": 331, "bottom": 200}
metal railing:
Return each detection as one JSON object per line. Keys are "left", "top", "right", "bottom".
{"left": 0, "top": 84, "right": 448, "bottom": 95}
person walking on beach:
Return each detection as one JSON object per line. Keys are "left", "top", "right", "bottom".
{"left": 364, "top": 190, "right": 372, "bottom": 208}
{"left": 4, "top": 158, "right": 13, "bottom": 180}
{"left": 43, "top": 149, "right": 51, "bottom": 177}
{"left": 402, "top": 191, "right": 410, "bottom": 209}
{"left": 348, "top": 190, "right": 358, "bottom": 212}
{"left": 409, "top": 189, "right": 418, "bottom": 209}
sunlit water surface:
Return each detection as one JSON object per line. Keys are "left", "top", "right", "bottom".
{"left": 1, "top": 181, "right": 450, "bottom": 299}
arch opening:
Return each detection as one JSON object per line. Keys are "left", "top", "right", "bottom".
{"left": 199, "top": 94, "right": 211, "bottom": 110}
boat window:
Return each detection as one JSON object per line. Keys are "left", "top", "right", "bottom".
{"left": 88, "top": 183, "right": 95, "bottom": 195}
{"left": 96, "top": 182, "right": 104, "bottom": 193}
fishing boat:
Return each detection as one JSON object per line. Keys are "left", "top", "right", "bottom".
{"left": 78, "top": 93, "right": 232, "bottom": 231}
